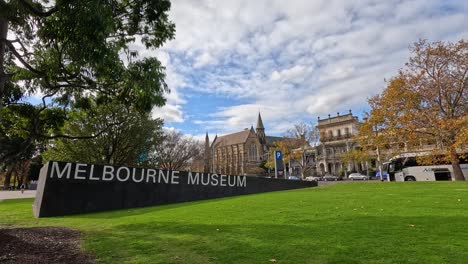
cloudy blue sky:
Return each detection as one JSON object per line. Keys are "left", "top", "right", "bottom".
{"left": 146, "top": 0, "right": 467, "bottom": 140}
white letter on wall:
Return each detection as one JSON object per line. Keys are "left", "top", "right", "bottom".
{"left": 102, "top": 166, "right": 115, "bottom": 181}
{"left": 116, "top": 167, "right": 130, "bottom": 182}
{"left": 51, "top": 162, "right": 72, "bottom": 179}
{"left": 74, "top": 163, "right": 87, "bottom": 180}
{"left": 188, "top": 172, "right": 200, "bottom": 185}
{"left": 146, "top": 169, "right": 156, "bottom": 183}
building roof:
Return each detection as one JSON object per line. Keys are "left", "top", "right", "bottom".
{"left": 212, "top": 129, "right": 253, "bottom": 147}
{"left": 317, "top": 113, "right": 359, "bottom": 128}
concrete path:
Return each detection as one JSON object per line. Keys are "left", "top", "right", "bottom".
{"left": 0, "top": 190, "right": 36, "bottom": 201}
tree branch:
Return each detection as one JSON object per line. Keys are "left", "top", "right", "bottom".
{"left": 34, "top": 119, "right": 126, "bottom": 140}
{"left": 6, "top": 40, "right": 44, "bottom": 76}
{"left": 18, "top": 0, "right": 58, "bottom": 17}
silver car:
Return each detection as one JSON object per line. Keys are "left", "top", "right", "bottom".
{"left": 348, "top": 173, "right": 369, "bottom": 181}
{"left": 305, "top": 176, "right": 322, "bottom": 181}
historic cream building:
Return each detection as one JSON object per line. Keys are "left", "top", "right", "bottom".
{"left": 204, "top": 113, "right": 282, "bottom": 176}
{"left": 316, "top": 110, "right": 363, "bottom": 176}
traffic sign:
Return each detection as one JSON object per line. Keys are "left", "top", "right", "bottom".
{"left": 275, "top": 150, "right": 283, "bottom": 161}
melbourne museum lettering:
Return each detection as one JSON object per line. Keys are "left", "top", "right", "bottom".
{"left": 48, "top": 162, "right": 247, "bottom": 187}
{"left": 34, "top": 161, "right": 316, "bottom": 217}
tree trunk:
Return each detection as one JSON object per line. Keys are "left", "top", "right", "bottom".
{"left": 13, "top": 173, "right": 18, "bottom": 189}
{"left": 3, "top": 165, "right": 13, "bottom": 189}
{"left": 450, "top": 147, "right": 465, "bottom": 181}
{"left": 0, "top": 18, "right": 8, "bottom": 106}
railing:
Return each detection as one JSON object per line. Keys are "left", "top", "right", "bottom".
{"left": 320, "top": 134, "right": 353, "bottom": 142}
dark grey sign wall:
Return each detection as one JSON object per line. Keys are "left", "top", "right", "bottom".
{"left": 33, "top": 161, "right": 317, "bottom": 217}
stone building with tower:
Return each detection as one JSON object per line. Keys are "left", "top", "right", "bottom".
{"left": 202, "top": 110, "right": 371, "bottom": 178}
{"left": 204, "top": 113, "right": 282, "bottom": 176}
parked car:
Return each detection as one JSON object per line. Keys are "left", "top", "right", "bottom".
{"left": 375, "top": 171, "right": 388, "bottom": 180}
{"left": 305, "top": 176, "right": 322, "bottom": 181}
{"left": 348, "top": 173, "right": 369, "bottom": 181}
{"left": 323, "top": 175, "right": 340, "bottom": 181}
{"left": 287, "top": 176, "right": 301, "bottom": 181}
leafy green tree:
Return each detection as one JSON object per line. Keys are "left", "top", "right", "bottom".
{"left": 0, "top": 0, "right": 175, "bottom": 187}
{"left": 43, "top": 102, "right": 163, "bottom": 166}
{"left": 1, "top": 0, "right": 175, "bottom": 109}
{"left": 0, "top": 109, "right": 38, "bottom": 188}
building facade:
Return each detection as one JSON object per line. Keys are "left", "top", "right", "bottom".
{"left": 315, "top": 110, "right": 364, "bottom": 176}
{"left": 204, "top": 110, "right": 371, "bottom": 178}
{"left": 204, "top": 113, "right": 282, "bottom": 176}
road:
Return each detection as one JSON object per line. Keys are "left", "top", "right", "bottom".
{"left": 0, "top": 190, "right": 36, "bottom": 201}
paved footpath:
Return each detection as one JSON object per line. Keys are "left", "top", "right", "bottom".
{"left": 0, "top": 190, "right": 36, "bottom": 201}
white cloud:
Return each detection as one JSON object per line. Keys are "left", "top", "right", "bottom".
{"left": 152, "top": 104, "right": 184, "bottom": 123}
{"left": 159, "top": 0, "right": 468, "bottom": 135}
{"left": 193, "top": 52, "right": 217, "bottom": 68}
{"left": 270, "top": 65, "right": 308, "bottom": 82}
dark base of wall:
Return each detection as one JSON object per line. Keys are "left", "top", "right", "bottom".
{"left": 34, "top": 161, "right": 317, "bottom": 217}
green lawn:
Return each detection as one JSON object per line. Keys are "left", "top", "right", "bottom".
{"left": 1, "top": 182, "right": 468, "bottom": 264}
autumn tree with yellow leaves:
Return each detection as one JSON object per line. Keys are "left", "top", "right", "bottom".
{"left": 265, "top": 122, "right": 319, "bottom": 179}
{"left": 360, "top": 39, "right": 467, "bottom": 181}
{"left": 264, "top": 139, "right": 296, "bottom": 175}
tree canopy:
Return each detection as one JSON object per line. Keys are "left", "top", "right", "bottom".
{"left": 339, "top": 149, "right": 369, "bottom": 174}
{"left": 1, "top": 0, "right": 175, "bottom": 110}
{"left": 285, "top": 122, "right": 319, "bottom": 179}
{"left": 42, "top": 101, "right": 163, "bottom": 166}
{"left": 264, "top": 122, "right": 319, "bottom": 178}
{"left": 0, "top": 1, "right": 175, "bottom": 187}
{"left": 360, "top": 39, "right": 467, "bottom": 180}
{"left": 150, "top": 130, "right": 203, "bottom": 171}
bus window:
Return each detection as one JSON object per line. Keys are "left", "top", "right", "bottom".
{"left": 402, "top": 157, "right": 418, "bottom": 167}
{"left": 394, "top": 160, "right": 403, "bottom": 171}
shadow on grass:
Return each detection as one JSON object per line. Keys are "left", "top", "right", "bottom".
{"left": 83, "top": 215, "right": 468, "bottom": 264}
{"left": 71, "top": 189, "right": 313, "bottom": 220}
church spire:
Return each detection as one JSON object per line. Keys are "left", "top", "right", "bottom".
{"left": 256, "top": 112, "right": 264, "bottom": 130}
{"left": 256, "top": 112, "right": 265, "bottom": 145}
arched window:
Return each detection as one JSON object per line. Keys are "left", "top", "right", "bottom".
{"left": 345, "top": 127, "right": 350, "bottom": 136}
{"left": 249, "top": 144, "right": 257, "bottom": 161}
{"left": 337, "top": 129, "right": 341, "bottom": 137}
{"left": 328, "top": 130, "right": 333, "bottom": 138}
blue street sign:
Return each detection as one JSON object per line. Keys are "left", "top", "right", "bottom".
{"left": 275, "top": 150, "right": 283, "bottom": 161}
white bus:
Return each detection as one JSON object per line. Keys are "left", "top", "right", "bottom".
{"left": 387, "top": 153, "right": 468, "bottom": 182}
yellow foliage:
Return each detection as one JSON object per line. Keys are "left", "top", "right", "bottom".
{"left": 360, "top": 39, "right": 467, "bottom": 180}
